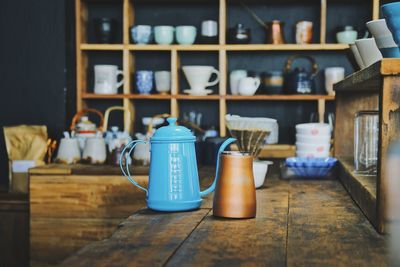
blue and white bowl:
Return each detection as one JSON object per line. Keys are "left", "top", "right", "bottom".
{"left": 131, "top": 25, "right": 152, "bottom": 44}
{"left": 136, "top": 70, "right": 153, "bottom": 94}
{"left": 285, "top": 157, "right": 337, "bottom": 178}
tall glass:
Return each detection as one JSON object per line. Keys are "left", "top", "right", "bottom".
{"left": 354, "top": 111, "right": 379, "bottom": 175}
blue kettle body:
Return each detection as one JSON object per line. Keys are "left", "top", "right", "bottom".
{"left": 120, "top": 118, "right": 236, "bottom": 212}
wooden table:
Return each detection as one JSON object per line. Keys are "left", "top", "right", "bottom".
{"left": 61, "top": 166, "right": 388, "bottom": 266}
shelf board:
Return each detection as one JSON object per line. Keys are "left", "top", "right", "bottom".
{"left": 225, "top": 95, "right": 335, "bottom": 101}
{"left": 80, "top": 44, "right": 124, "bottom": 50}
{"left": 82, "top": 93, "right": 335, "bottom": 101}
{"left": 80, "top": 43, "right": 348, "bottom": 52}
{"left": 82, "top": 93, "right": 171, "bottom": 100}
{"left": 335, "top": 58, "right": 400, "bottom": 92}
{"left": 337, "top": 157, "right": 377, "bottom": 228}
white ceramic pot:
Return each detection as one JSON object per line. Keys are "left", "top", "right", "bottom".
{"left": 82, "top": 137, "right": 107, "bottom": 164}
{"left": 296, "top": 134, "right": 331, "bottom": 144}
{"left": 253, "top": 160, "right": 273, "bottom": 189}
{"left": 296, "top": 142, "right": 330, "bottom": 153}
{"left": 296, "top": 123, "right": 331, "bottom": 136}
{"left": 355, "top": 38, "right": 383, "bottom": 67}
{"left": 155, "top": 71, "right": 171, "bottom": 94}
{"left": 56, "top": 138, "right": 81, "bottom": 164}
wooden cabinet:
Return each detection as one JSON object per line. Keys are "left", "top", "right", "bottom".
{"left": 334, "top": 58, "right": 400, "bottom": 233}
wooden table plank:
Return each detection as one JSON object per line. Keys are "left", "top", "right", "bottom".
{"left": 287, "top": 180, "right": 387, "bottom": 267}
{"left": 60, "top": 209, "right": 210, "bottom": 267}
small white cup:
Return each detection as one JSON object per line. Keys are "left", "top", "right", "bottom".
{"left": 350, "top": 44, "right": 366, "bottom": 69}
{"left": 56, "top": 138, "right": 81, "bottom": 164}
{"left": 324, "top": 67, "right": 345, "bottom": 96}
{"left": 82, "top": 137, "right": 107, "bottom": 164}
{"left": 155, "top": 71, "right": 171, "bottom": 94}
{"left": 229, "top": 70, "right": 247, "bottom": 95}
{"left": 366, "top": 19, "right": 397, "bottom": 48}
{"left": 355, "top": 38, "right": 383, "bottom": 67}
{"left": 201, "top": 20, "right": 218, "bottom": 37}
{"left": 238, "top": 77, "right": 261, "bottom": 96}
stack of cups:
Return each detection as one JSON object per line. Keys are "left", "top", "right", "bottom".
{"left": 295, "top": 123, "right": 332, "bottom": 158}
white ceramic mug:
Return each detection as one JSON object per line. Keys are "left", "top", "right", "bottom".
{"left": 82, "top": 137, "right": 107, "bottom": 164}
{"left": 366, "top": 19, "right": 397, "bottom": 48}
{"left": 155, "top": 71, "right": 171, "bottom": 94}
{"left": 56, "top": 138, "right": 81, "bottom": 164}
{"left": 229, "top": 70, "right": 247, "bottom": 95}
{"left": 94, "top": 65, "right": 124, "bottom": 94}
{"left": 350, "top": 44, "right": 366, "bottom": 69}
{"left": 355, "top": 38, "right": 383, "bottom": 67}
{"left": 201, "top": 20, "right": 218, "bottom": 37}
{"left": 182, "top": 65, "right": 220, "bottom": 92}
{"left": 324, "top": 67, "right": 345, "bottom": 96}
{"left": 238, "top": 77, "right": 261, "bottom": 96}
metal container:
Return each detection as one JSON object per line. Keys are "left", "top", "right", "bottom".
{"left": 213, "top": 151, "right": 256, "bottom": 218}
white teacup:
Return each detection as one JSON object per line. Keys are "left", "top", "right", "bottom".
{"left": 229, "top": 70, "right": 247, "bottom": 95}
{"left": 82, "top": 137, "right": 107, "bottom": 164}
{"left": 182, "top": 66, "right": 220, "bottom": 93}
{"left": 238, "top": 77, "right": 261, "bottom": 96}
{"left": 366, "top": 19, "right": 397, "bottom": 49}
{"left": 350, "top": 44, "right": 366, "bottom": 69}
{"left": 56, "top": 138, "right": 81, "bottom": 164}
{"left": 355, "top": 38, "right": 383, "bottom": 67}
{"left": 94, "top": 65, "right": 124, "bottom": 94}
{"left": 324, "top": 67, "right": 345, "bottom": 96}
{"left": 155, "top": 71, "right": 171, "bottom": 94}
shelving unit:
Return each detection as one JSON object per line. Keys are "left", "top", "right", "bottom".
{"left": 334, "top": 58, "right": 400, "bottom": 234}
{"left": 75, "top": 0, "right": 381, "bottom": 138}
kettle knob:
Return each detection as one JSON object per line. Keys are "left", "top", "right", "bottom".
{"left": 167, "top": 118, "right": 177, "bottom": 125}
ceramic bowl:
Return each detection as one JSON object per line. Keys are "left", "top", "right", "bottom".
{"left": 285, "top": 157, "right": 337, "bottom": 178}
{"left": 336, "top": 30, "right": 358, "bottom": 44}
{"left": 295, "top": 123, "right": 331, "bottom": 136}
{"left": 296, "top": 142, "right": 330, "bottom": 153}
{"left": 296, "top": 150, "right": 330, "bottom": 158}
{"left": 355, "top": 38, "right": 383, "bottom": 67}
{"left": 296, "top": 134, "right": 331, "bottom": 144}
{"left": 381, "top": 2, "right": 400, "bottom": 44}
{"left": 253, "top": 160, "right": 273, "bottom": 188}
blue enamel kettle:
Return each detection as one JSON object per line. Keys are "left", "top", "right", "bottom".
{"left": 120, "top": 118, "right": 236, "bottom": 212}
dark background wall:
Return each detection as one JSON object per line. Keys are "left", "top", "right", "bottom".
{"left": 0, "top": 0, "right": 75, "bottom": 187}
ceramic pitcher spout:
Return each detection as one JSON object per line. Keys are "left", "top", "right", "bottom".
{"left": 200, "top": 137, "right": 236, "bottom": 197}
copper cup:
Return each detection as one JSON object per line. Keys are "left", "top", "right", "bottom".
{"left": 213, "top": 151, "right": 256, "bottom": 218}
{"left": 265, "top": 20, "right": 286, "bottom": 44}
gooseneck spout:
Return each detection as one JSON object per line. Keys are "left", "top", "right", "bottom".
{"left": 200, "top": 138, "right": 236, "bottom": 197}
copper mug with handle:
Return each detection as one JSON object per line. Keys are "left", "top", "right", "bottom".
{"left": 213, "top": 151, "right": 256, "bottom": 219}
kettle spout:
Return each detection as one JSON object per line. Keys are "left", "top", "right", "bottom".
{"left": 200, "top": 138, "right": 236, "bottom": 197}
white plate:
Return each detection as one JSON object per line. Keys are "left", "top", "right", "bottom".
{"left": 183, "top": 89, "right": 213, "bottom": 96}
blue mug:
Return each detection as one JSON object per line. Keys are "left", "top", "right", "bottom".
{"left": 131, "top": 25, "right": 152, "bottom": 44}
{"left": 382, "top": 2, "right": 400, "bottom": 45}
{"left": 136, "top": 71, "right": 153, "bottom": 94}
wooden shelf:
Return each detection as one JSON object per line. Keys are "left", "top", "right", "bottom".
{"left": 89, "top": 44, "right": 349, "bottom": 52}
{"left": 225, "top": 95, "right": 334, "bottom": 101}
{"left": 338, "top": 157, "right": 377, "bottom": 227}
{"left": 335, "top": 58, "right": 400, "bottom": 92}
{"left": 82, "top": 93, "right": 334, "bottom": 101}
{"left": 82, "top": 93, "right": 171, "bottom": 100}
{"left": 80, "top": 44, "right": 124, "bottom": 50}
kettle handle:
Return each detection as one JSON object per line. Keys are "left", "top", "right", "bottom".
{"left": 284, "top": 55, "right": 318, "bottom": 76}
{"left": 120, "top": 140, "right": 148, "bottom": 195}
{"left": 103, "top": 106, "right": 132, "bottom": 133}
{"left": 70, "top": 109, "right": 104, "bottom": 132}
{"left": 200, "top": 137, "right": 236, "bottom": 197}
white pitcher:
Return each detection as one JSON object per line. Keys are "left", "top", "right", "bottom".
{"left": 238, "top": 77, "right": 261, "bottom": 96}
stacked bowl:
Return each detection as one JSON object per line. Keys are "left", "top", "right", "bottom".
{"left": 295, "top": 123, "right": 331, "bottom": 158}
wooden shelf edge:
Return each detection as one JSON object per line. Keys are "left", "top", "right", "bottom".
{"left": 337, "top": 157, "right": 378, "bottom": 230}
{"left": 79, "top": 44, "right": 349, "bottom": 52}
{"left": 335, "top": 59, "right": 400, "bottom": 93}
{"left": 82, "top": 93, "right": 334, "bottom": 101}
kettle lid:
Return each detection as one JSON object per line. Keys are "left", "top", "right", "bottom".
{"left": 151, "top": 118, "right": 195, "bottom": 142}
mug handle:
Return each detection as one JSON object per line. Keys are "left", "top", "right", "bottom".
{"left": 206, "top": 68, "right": 220, "bottom": 87}
{"left": 116, "top": 70, "right": 124, "bottom": 89}
{"left": 120, "top": 140, "right": 148, "bottom": 195}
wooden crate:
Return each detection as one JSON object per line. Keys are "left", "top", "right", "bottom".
{"left": 29, "top": 164, "right": 148, "bottom": 264}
